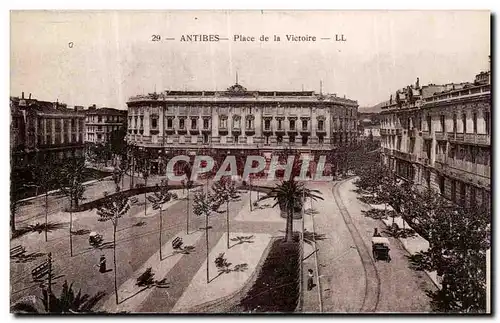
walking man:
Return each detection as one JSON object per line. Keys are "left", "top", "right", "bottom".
{"left": 97, "top": 254, "right": 107, "bottom": 273}
{"left": 307, "top": 269, "right": 315, "bottom": 291}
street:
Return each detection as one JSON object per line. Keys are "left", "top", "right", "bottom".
{"left": 11, "top": 176, "right": 435, "bottom": 313}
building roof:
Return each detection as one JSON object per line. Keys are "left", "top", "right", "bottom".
{"left": 127, "top": 83, "right": 358, "bottom": 106}
{"left": 85, "top": 107, "right": 127, "bottom": 115}
{"left": 10, "top": 96, "right": 84, "bottom": 116}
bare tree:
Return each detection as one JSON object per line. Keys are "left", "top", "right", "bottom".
{"left": 58, "top": 158, "right": 86, "bottom": 257}
{"left": 147, "top": 180, "right": 176, "bottom": 260}
{"left": 193, "top": 191, "right": 222, "bottom": 283}
{"left": 212, "top": 179, "right": 240, "bottom": 248}
{"left": 96, "top": 194, "right": 131, "bottom": 305}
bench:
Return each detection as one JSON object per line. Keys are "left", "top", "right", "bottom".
{"left": 10, "top": 245, "right": 26, "bottom": 258}
{"left": 31, "top": 261, "right": 49, "bottom": 281}
{"left": 172, "top": 237, "right": 183, "bottom": 250}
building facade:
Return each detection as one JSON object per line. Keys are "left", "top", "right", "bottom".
{"left": 10, "top": 93, "right": 86, "bottom": 169}
{"left": 85, "top": 105, "right": 127, "bottom": 144}
{"left": 379, "top": 70, "right": 491, "bottom": 208}
{"left": 126, "top": 83, "right": 358, "bottom": 174}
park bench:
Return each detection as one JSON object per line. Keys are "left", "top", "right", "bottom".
{"left": 31, "top": 261, "right": 49, "bottom": 281}
{"left": 10, "top": 245, "right": 26, "bottom": 259}
{"left": 172, "top": 237, "right": 183, "bottom": 250}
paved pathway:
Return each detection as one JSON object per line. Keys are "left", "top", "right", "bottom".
{"left": 137, "top": 193, "right": 286, "bottom": 313}
{"left": 333, "top": 178, "right": 436, "bottom": 312}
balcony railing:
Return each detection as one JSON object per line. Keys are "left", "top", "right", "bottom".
{"left": 435, "top": 132, "right": 448, "bottom": 141}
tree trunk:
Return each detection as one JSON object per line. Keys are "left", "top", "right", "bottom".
{"left": 285, "top": 200, "right": 294, "bottom": 243}
{"left": 186, "top": 189, "right": 190, "bottom": 234}
{"left": 130, "top": 157, "right": 134, "bottom": 189}
{"left": 226, "top": 201, "right": 230, "bottom": 249}
{"left": 69, "top": 199, "right": 73, "bottom": 257}
{"left": 249, "top": 178, "right": 252, "bottom": 212}
{"left": 206, "top": 214, "right": 209, "bottom": 284}
{"left": 144, "top": 191, "right": 147, "bottom": 217}
{"left": 159, "top": 207, "right": 163, "bottom": 261}
{"left": 10, "top": 203, "right": 16, "bottom": 234}
{"left": 45, "top": 191, "right": 49, "bottom": 242}
{"left": 113, "top": 223, "right": 118, "bottom": 305}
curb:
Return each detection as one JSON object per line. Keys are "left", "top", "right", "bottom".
{"left": 174, "top": 236, "right": 276, "bottom": 313}
{"left": 18, "top": 176, "right": 112, "bottom": 203}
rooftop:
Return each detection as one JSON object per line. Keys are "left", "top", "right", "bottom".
{"left": 127, "top": 83, "right": 358, "bottom": 106}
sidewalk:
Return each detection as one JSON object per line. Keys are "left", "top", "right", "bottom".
{"left": 368, "top": 203, "right": 441, "bottom": 289}
{"left": 301, "top": 202, "right": 321, "bottom": 313}
{"left": 171, "top": 232, "right": 272, "bottom": 312}
{"left": 337, "top": 178, "right": 435, "bottom": 312}
{"left": 101, "top": 230, "right": 203, "bottom": 313}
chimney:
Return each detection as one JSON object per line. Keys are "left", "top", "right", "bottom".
{"left": 22, "top": 92, "right": 24, "bottom": 99}
{"left": 29, "top": 93, "right": 31, "bottom": 100}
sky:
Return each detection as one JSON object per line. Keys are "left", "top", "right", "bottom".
{"left": 10, "top": 10, "right": 490, "bottom": 108}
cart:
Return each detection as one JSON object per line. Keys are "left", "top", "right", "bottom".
{"left": 89, "top": 231, "right": 103, "bottom": 247}
{"left": 372, "top": 236, "right": 391, "bottom": 262}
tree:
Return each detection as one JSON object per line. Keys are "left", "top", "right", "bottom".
{"left": 10, "top": 167, "right": 31, "bottom": 234}
{"left": 58, "top": 158, "right": 86, "bottom": 257}
{"left": 425, "top": 205, "right": 490, "bottom": 312}
{"left": 112, "top": 166, "right": 122, "bottom": 193}
{"left": 212, "top": 179, "right": 241, "bottom": 248}
{"left": 259, "top": 180, "right": 323, "bottom": 243}
{"left": 109, "top": 126, "right": 127, "bottom": 161}
{"left": 11, "top": 280, "right": 106, "bottom": 313}
{"left": 378, "top": 174, "right": 413, "bottom": 230}
{"left": 147, "top": 180, "right": 176, "bottom": 261}
{"left": 33, "top": 158, "right": 57, "bottom": 242}
{"left": 96, "top": 194, "right": 131, "bottom": 305}
{"left": 140, "top": 153, "right": 151, "bottom": 216}
{"left": 193, "top": 191, "right": 223, "bottom": 283}
{"left": 181, "top": 162, "right": 194, "bottom": 234}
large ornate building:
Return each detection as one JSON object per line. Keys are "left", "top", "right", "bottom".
{"left": 126, "top": 83, "right": 358, "bottom": 174}
{"left": 10, "top": 92, "right": 86, "bottom": 169}
{"left": 379, "top": 68, "right": 491, "bottom": 208}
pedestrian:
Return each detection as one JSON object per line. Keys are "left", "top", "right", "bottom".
{"left": 97, "top": 254, "right": 107, "bottom": 273}
{"left": 373, "top": 228, "right": 381, "bottom": 237}
{"left": 307, "top": 269, "right": 314, "bottom": 291}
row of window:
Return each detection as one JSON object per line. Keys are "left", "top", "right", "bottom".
{"left": 128, "top": 116, "right": 328, "bottom": 132}
{"left": 438, "top": 176, "right": 490, "bottom": 208}
{"left": 87, "top": 125, "right": 121, "bottom": 132}
{"left": 36, "top": 133, "right": 84, "bottom": 145}
{"left": 87, "top": 115, "right": 124, "bottom": 123}
{"left": 383, "top": 110, "right": 490, "bottom": 135}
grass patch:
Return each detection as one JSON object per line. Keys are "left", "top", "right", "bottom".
{"left": 234, "top": 234, "right": 300, "bottom": 313}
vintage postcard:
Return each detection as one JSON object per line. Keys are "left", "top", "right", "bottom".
{"left": 9, "top": 10, "right": 491, "bottom": 314}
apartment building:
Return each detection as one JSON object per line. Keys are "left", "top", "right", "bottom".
{"left": 379, "top": 70, "right": 491, "bottom": 208}
{"left": 85, "top": 105, "right": 127, "bottom": 144}
{"left": 10, "top": 92, "right": 86, "bottom": 169}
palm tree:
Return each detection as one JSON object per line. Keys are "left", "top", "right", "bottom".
{"left": 11, "top": 280, "right": 106, "bottom": 313}
{"left": 212, "top": 179, "right": 240, "bottom": 249}
{"left": 259, "top": 179, "right": 323, "bottom": 243}
{"left": 147, "top": 180, "right": 176, "bottom": 260}
{"left": 96, "top": 194, "right": 130, "bottom": 305}
{"left": 193, "top": 191, "right": 222, "bottom": 283}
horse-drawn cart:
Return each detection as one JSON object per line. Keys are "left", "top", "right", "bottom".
{"left": 372, "top": 236, "right": 391, "bottom": 262}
